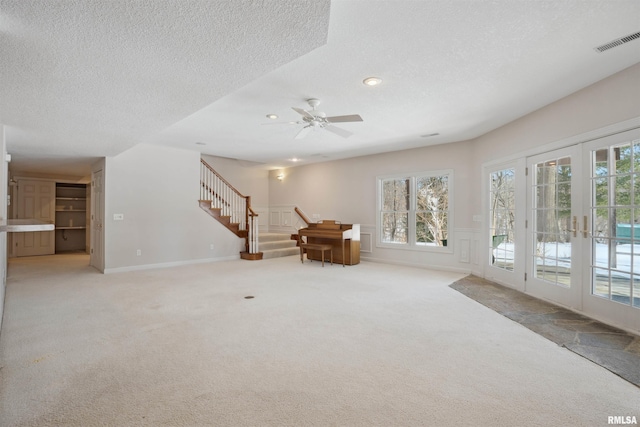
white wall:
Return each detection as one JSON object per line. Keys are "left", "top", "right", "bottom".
{"left": 103, "top": 144, "right": 243, "bottom": 272}
{"left": 269, "top": 140, "right": 477, "bottom": 273}
{"left": 0, "top": 126, "right": 7, "bottom": 333}
{"left": 268, "top": 63, "right": 640, "bottom": 273}
{"left": 201, "top": 155, "right": 269, "bottom": 206}
{"left": 469, "top": 63, "right": 640, "bottom": 216}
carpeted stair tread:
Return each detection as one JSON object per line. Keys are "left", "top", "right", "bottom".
{"left": 258, "top": 232, "right": 298, "bottom": 259}
{"left": 261, "top": 247, "right": 299, "bottom": 259}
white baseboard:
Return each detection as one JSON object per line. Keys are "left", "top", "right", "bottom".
{"left": 360, "top": 255, "right": 473, "bottom": 275}
{"left": 103, "top": 255, "right": 240, "bottom": 274}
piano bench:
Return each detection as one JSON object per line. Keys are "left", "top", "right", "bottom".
{"left": 300, "top": 243, "right": 333, "bottom": 267}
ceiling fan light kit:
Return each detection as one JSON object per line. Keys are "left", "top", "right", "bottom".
{"left": 291, "top": 98, "right": 363, "bottom": 139}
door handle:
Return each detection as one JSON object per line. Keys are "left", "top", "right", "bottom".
{"left": 568, "top": 216, "right": 577, "bottom": 238}
{"left": 582, "top": 215, "right": 588, "bottom": 238}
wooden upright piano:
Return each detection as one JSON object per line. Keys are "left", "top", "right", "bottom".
{"left": 298, "top": 220, "right": 360, "bottom": 266}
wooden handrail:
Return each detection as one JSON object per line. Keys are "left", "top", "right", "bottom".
{"left": 294, "top": 207, "right": 311, "bottom": 226}
{"left": 200, "top": 159, "right": 246, "bottom": 199}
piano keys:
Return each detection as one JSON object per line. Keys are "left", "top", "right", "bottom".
{"left": 298, "top": 220, "right": 360, "bottom": 266}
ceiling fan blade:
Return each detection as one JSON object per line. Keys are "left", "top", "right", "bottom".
{"left": 326, "top": 114, "right": 363, "bottom": 123}
{"left": 324, "top": 125, "right": 353, "bottom": 138}
{"left": 295, "top": 125, "right": 312, "bottom": 139}
{"left": 292, "top": 107, "right": 315, "bottom": 120}
{"left": 261, "top": 120, "right": 300, "bottom": 125}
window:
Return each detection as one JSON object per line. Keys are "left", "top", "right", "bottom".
{"left": 489, "top": 168, "right": 516, "bottom": 271}
{"left": 378, "top": 170, "right": 452, "bottom": 250}
{"left": 381, "top": 177, "right": 410, "bottom": 244}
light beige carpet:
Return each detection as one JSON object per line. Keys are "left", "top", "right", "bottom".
{"left": 1, "top": 254, "right": 639, "bottom": 426}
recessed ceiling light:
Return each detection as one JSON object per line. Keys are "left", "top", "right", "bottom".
{"left": 420, "top": 133, "right": 440, "bottom": 138}
{"left": 289, "top": 158, "right": 301, "bottom": 162}
{"left": 195, "top": 142, "right": 206, "bottom": 145}
{"left": 363, "top": 77, "right": 382, "bottom": 86}
{"left": 266, "top": 114, "right": 278, "bottom": 119}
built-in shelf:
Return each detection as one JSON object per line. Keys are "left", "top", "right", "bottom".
{"left": 55, "top": 183, "right": 89, "bottom": 253}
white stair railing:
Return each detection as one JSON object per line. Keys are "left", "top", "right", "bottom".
{"left": 248, "top": 213, "right": 259, "bottom": 254}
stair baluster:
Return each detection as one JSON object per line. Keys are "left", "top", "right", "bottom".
{"left": 199, "top": 159, "right": 261, "bottom": 258}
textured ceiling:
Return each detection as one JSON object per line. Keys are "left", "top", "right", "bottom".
{"left": 1, "top": 0, "right": 639, "bottom": 176}
{"left": 0, "top": 0, "right": 330, "bottom": 175}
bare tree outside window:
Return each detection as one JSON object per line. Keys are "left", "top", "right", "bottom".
{"left": 416, "top": 175, "right": 448, "bottom": 245}
{"left": 381, "top": 178, "right": 409, "bottom": 244}
{"left": 490, "top": 168, "right": 515, "bottom": 270}
{"left": 380, "top": 172, "right": 451, "bottom": 248}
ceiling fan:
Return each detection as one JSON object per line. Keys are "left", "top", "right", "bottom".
{"left": 290, "top": 98, "right": 363, "bottom": 139}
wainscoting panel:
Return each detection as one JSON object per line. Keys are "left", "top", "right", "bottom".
{"left": 269, "top": 211, "right": 281, "bottom": 227}
{"left": 459, "top": 238, "right": 470, "bottom": 263}
{"left": 268, "top": 205, "right": 309, "bottom": 234}
{"left": 252, "top": 206, "right": 269, "bottom": 231}
{"left": 282, "top": 210, "right": 293, "bottom": 227}
{"left": 360, "top": 232, "right": 373, "bottom": 253}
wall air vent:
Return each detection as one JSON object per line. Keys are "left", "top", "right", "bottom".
{"left": 594, "top": 31, "right": 640, "bottom": 53}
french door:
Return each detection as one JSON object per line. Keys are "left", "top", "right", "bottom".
{"left": 486, "top": 159, "right": 526, "bottom": 291}
{"left": 526, "top": 145, "right": 583, "bottom": 309}
{"left": 582, "top": 130, "right": 640, "bottom": 332}
{"left": 525, "top": 129, "right": 640, "bottom": 332}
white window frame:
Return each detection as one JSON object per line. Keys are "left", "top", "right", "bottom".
{"left": 376, "top": 169, "right": 453, "bottom": 252}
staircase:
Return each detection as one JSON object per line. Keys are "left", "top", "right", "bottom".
{"left": 199, "top": 159, "right": 261, "bottom": 259}
{"left": 259, "top": 233, "right": 299, "bottom": 259}
{"left": 199, "top": 159, "right": 306, "bottom": 261}
{"left": 198, "top": 200, "right": 247, "bottom": 237}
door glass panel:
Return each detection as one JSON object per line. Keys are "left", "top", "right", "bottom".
{"left": 594, "top": 177, "right": 608, "bottom": 206}
{"left": 611, "top": 275, "right": 631, "bottom": 305}
{"left": 590, "top": 141, "right": 639, "bottom": 308}
{"left": 593, "top": 207, "right": 609, "bottom": 238}
{"left": 594, "top": 149, "right": 608, "bottom": 176}
{"left": 593, "top": 267, "right": 610, "bottom": 299}
{"left": 614, "top": 174, "right": 632, "bottom": 206}
{"left": 615, "top": 143, "right": 633, "bottom": 173}
{"left": 490, "top": 168, "right": 515, "bottom": 270}
{"left": 532, "top": 156, "right": 572, "bottom": 287}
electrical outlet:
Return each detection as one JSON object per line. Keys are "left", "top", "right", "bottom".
{"left": 136, "top": 249, "right": 141, "bottom": 256}
{"left": 210, "top": 244, "right": 214, "bottom": 250}
{"left": 113, "top": 213, "right": 124, "bottom": 221}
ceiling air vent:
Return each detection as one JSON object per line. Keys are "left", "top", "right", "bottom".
{"left": 594, "top": 31, "right": 640, "bottom": 53}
